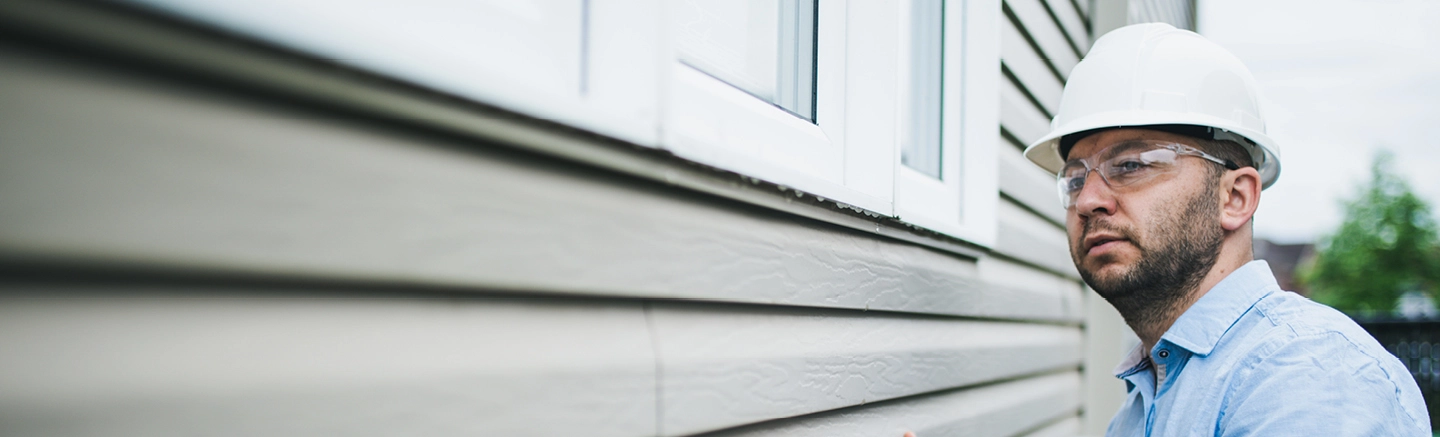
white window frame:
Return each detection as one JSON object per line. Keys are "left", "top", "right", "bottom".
{"left": 663, "top": 0, "right": 893, "bottom": 215}
{"left": 120, "top": 0, "right": 665, "bottom": 148}
{"left": 892, "top": 0, "right": 998, "bottom": 246}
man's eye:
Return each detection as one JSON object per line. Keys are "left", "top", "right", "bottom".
{"left": 1111, "top": 160, "right": 1148, "bottom": 174}
{"left": 1063, "top": 177, "right": 1085, "bottom": 193}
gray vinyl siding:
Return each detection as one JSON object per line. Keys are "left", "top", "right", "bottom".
{"left": 994, "top": 0, "right": 1098, "bottom": 432}
{"left": 0, "top": 1, "right": 1102, "bottom": 436}
{"left": 1128, "top": 0, "right": 1197, "bottom": 29}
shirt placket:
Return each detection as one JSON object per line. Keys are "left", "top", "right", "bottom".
{"left": 1124, "top": 358, "right": 1159, "bottom": 436}
{"left": 1148, "top": 346, "right": 1184, "bottom": 436}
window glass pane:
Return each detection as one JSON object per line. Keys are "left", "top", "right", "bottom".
{"left": 902, "top": 0, "right": 944, "bottom": 179}
{"left": 774, "top": 0, "right": 815, "bottom": 118}
{"left": 675, "top": 0, "right": 816, "bottom": 119}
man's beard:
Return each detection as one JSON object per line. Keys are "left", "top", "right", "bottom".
{"left": 1076, "top": 187, "right": 1224, "bottom": 328}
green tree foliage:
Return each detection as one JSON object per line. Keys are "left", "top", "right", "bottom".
{"left": 1301, "top": 151, "right": 1440, "bottom": 317}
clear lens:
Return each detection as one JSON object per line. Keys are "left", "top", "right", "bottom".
{"left": 1056, "top": 141, "right": 1194, "bottom": 209}
{"left": 1103, "top": 148, "right": 1177, "bottom": 185}
{"left": 1057, "top": 176, "right": 1082, "bottom": 209}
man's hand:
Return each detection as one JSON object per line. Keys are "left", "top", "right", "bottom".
{"left": 903, "top": 432, "right": 916, "bottom": 437}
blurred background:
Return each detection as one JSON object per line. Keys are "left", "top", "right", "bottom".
{"left": 1204, "top": 4, "right": 1440, "bottom": 434}
{"left": 1200, "top": 0, "right": 1440, "bottom": 317}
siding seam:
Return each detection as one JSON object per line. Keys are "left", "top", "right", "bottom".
{"left": 1001, "top": 125, "right": 1030, "bottom": 153}
{"left": 1001, "top": 191, "right": 1064, "bottom": 229}
{"left": 1016, "top": 412, "right": 1085, "bottom": 437}
{"left": 644, "top": 302, "right": 667, "bottom": 437}
{"left": 1001, "top": 63, "right": 1055, "bottom": 120}
{"left": 987, "top": 249, "right": 1076, "bottom": 281}
{"left": 1038, "top": 0, "right": 1086, "bottom": 59}
{"left": 875, "top": 366, "right": 1084, "bottom": 405}
{"left": 1071, "top": 0, "right": 1092, "bottom": 33}
{"left": 1002, "top": 1, "right": 1068, "bottom": 84}
{"left": 0, "top": 255, "right": 1084, "bottom": 324}
{"left": 684, "top": 368, "right": 1085, "bottom": 437}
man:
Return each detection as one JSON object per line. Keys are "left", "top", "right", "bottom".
{"left": 1019, "top": 23, "right": 1429, "bottom": 436}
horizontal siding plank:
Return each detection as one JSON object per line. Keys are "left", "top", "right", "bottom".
{"left": 998, "top": 143, "right": 1066, "bottom": 225}
{"left": 1019, "top": 416, "right": 1082, "bottom": 437}
{"left": 0, "top": 48, "right": 1056, "bottom": 321}
{"left": 652, "top": 306, "right": 1083, "bottom": 435}
{"left": 1000, "top": 78, "right": 1054, "bottom": 147}
{"left": 0, "top": 291, "right": 656, "bottom": 437}
{"left": 1046, "top": 0, "right": 1090, "bottom": 51}
{"left": 977, "top": 256, "right": 1084, "bottom": 323}
{"left": 1000, "top": 18, "right": 1063, "bottom": 114}
{"left": 700, "top": 371, "right": 1082, "bottom": 437}
{"left": 995, "top": 199, "right": 1078, "bottom": 278}
{"left": 1006, "top": 0, "right": 1081, "bottom": 77}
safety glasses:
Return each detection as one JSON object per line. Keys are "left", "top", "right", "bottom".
{"left": 1058, "top": 140, "right": 1238, "bottom": 209}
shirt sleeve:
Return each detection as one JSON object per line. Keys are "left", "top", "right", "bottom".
{"left": 1217, "top": 331, "right": 1429, "bottom": 437}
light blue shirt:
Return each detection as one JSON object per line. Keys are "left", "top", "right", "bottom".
{"left": 1107, "top": 260, "right": 1430, "bottom": 436}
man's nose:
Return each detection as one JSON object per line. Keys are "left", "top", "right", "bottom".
{"left": 1072, "top": 170, "right": 1116, "bottom": 217}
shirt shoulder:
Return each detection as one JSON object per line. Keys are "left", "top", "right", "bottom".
{"left": 1244, "top": 291, "right": 1382, "bottom": 349}
{"left": 1215, "top": 292, "right": 1430, "bottom": 436}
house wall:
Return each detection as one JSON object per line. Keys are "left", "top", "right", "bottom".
{"left": 0, "top": 0, "right": 1149, "bottom": 436}
{"left": 1127, "top": 0, "right": 1197, "bottom": 29}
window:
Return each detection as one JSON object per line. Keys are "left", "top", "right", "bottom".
{"left": 663, "top": 0, "right": 882, "bottom": 213}
{"left": 674, "top": 0, "right": 816, "bottom": 119}
{"left": 128, "top": 0, "right": 999, "bottom": 246}
{"left": 663, "top": 0, "right": 996, "bottom": 244}
{"left": 892, "top": 0, "right": 998, "bottom": 246}
{"left": 902, "top": 0, "right": 945, "bottom": 179}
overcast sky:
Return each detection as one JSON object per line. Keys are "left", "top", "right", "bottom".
{"left": 1197, "top": 0, "right": 1440, "bottom": 244}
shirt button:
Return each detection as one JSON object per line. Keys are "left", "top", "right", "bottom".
{"left": 1157, "top": 349, "right": 1170, "bottom": 358}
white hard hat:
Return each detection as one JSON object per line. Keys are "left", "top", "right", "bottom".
{"left": 1023, "top": 23, "right": 1281, "bottom": 189}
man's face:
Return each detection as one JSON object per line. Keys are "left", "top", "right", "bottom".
{"left": 1064, "top": 129, "right": 1225, "bottom": 308}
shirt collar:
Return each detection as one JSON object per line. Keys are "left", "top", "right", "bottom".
{"left": 1113, "top": 342, "right": 1150, "bottom": 377}
{"left": 1159, "top": 260, "right": 1279, "bottom": 357}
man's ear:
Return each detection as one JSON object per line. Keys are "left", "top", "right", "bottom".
{"left": 1220, "top": 167, "right": 1262, "bottom": 232}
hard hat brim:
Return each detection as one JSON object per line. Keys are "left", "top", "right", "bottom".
{"left": 1023, "top": 109, "right": 1281, "bottom": 189}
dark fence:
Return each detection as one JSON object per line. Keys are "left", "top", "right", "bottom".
{"left": 1358, "top": 319, "right": 1440, "bottom": 430}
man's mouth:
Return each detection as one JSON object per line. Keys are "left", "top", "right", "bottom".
{"left": 1083, "top": 234, "right": 1128, "bottom": 255}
